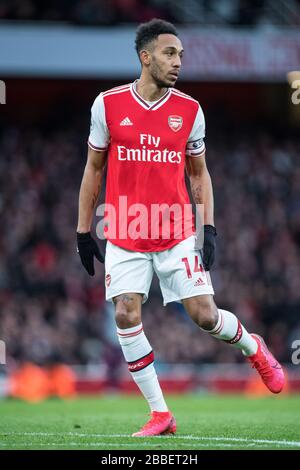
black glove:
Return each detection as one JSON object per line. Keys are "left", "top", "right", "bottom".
{"left": 77, "top": 232, "right": 104, "bottom": 276}
{"left": 202, "top": 225, "right": 217, "bottom": 271}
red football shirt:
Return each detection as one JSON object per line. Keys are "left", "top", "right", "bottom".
{"left": 88, "top": 81, "right": 206, "bottom": 252}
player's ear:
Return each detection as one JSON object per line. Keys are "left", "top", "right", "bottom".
{"left": 140, "top": 50, "right": 151, "bottom": 66}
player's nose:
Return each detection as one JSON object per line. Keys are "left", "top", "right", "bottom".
{"left": 173, "top": 55, "right": 181, "bottom": 69}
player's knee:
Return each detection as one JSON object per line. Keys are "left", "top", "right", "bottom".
{"left": 198, "top": 301, "right": 218, "bottom": 330}
{"left": 199, "top": 310, "right": 218, "bottom": 330}
{"left": 113, "top": 294, "right": 141, "bottom": 328}
{"left": 115, "top": 310, "right": 140, "bottom": 329}
{"left": 187, "top": 296, "right": 218, "bottom": 330}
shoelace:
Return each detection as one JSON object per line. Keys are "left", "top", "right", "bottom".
{"left": 251, "top": 357, "right": 273, "bottom": 379}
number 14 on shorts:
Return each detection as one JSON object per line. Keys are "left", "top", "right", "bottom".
{"left": 182, "top": 255, "right": 206, "bottom": 278}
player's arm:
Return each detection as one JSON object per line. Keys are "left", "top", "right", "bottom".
{"left": 185, "top": 152, "right": 214, "bottom": 226}
{"left": 77, "top": 93, "right": 109, "bottom": 275}
{"left": 77, "top": 146, "right": 107, "bottom": 234}
{"left": 185, "top": 102, "right": 216, "bottom": 271}
{"left": 186, "top": 153, "right": 217, "bottom": 271}
{"left": 76, "top": 147, "right": 107, "bottom": 276}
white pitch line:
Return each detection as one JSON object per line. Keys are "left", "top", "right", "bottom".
{"left": 1, "top": 432, "right": 300, "bottom": 448}
{"left": 0, "top": 441, "right": 259, "bottom": 449}
{"left": 0, "top": 442, "right": 292, "bottom": 449}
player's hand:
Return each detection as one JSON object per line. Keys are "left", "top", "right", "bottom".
{"left": 77, "top": 232, "right": 104, "bottom": 276}
{"left": 202, "top": 225, "right": 217, "bottom": 271}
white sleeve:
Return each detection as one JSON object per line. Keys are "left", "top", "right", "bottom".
{"left": 185, "top": 104, "right": 206, "bottom": 157}
{"left": 88, "top": 93, "right": 110, "bottom": 151}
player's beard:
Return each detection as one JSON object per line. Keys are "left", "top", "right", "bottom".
{"left": 150, "top": 59, "right": 175, "bottom": 89}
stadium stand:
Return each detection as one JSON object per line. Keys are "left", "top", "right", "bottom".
{"left": 0, "top": 123, "right": 299, "bottom": 371}
{"left": 0, "top": 0, "right": 299, "bottom": 26}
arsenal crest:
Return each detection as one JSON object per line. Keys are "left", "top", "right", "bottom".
{"left": 168, "top": 115, "right": 183, "bottom": 132}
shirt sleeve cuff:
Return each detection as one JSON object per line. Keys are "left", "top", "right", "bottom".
{"left": 87, "top": 140, "right": 108, "bottom": 151}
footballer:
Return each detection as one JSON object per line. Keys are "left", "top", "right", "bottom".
{"left": 77, "top": 19, "right": 285, "bottom": 437}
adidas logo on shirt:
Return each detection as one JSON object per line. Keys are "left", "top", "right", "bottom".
{"left": 120, "top": 117, "right": 133, "bottom": 126}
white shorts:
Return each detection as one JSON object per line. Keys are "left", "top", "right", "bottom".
{"left": 105, "top": 236, "right": 214, "bottom": 306}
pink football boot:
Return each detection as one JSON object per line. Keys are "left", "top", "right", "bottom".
{"left": 132, "top": 411, "right": 176, "bottom": 437}
{"left": 247, "top": 334, "right": 285, "bottom": 393}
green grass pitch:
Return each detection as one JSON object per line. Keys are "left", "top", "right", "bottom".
{"left": 0, "top": 395, "right": 300, "bottom": 450}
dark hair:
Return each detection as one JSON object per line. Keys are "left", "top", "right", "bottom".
{"left": 135, "top": 18, "right": 178, "bottom": 56}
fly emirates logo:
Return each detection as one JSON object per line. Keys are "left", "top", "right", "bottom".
{"left": 117, "top": 134, "right": 182, "bottom": 164}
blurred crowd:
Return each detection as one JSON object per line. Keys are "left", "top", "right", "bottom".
{"left": 0, "top": 0, "right": 176, "bottom": 25}
{"left": 0, "top": 121, "right": 300, "bottom": 372}
{"left": 1, "top": 0, "right": 299, "bottom": 27}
